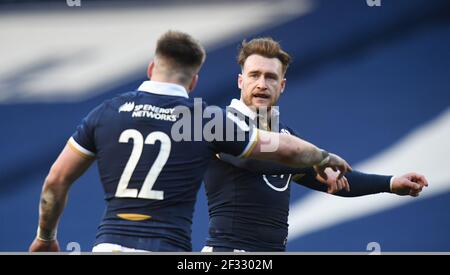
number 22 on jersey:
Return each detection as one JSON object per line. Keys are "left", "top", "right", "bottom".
{"left": 115, "top": 129, "right": 171, "bottom": 200}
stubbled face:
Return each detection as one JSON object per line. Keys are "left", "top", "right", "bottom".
{"left": 239, "top": 54, "right": 286, "bottom": 111}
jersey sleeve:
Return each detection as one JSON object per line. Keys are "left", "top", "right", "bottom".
{"left": 68, "top": 103, "right": 106, "bottom": 159}
{"left": 208, "top": 108, "right": 259, "bottom": 158}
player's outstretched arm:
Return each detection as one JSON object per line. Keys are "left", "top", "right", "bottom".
{"left": 248, "top": 130, "right": 352, "bottom": 177}
{"left": 218, "top": 153, "right": 350, "bottom": 194}
{"left": 29, "top": 144, "right": 94, "bottom": 252}
{"left": 297, "top": 169, "right": 428, "bottom": 197}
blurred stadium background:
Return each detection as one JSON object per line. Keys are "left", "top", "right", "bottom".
{"left": 1, "top": 0, "right": 449, "bottom": 252}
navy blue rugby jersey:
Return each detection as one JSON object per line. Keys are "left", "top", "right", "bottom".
{"left": 68, "top": 81, "right": 258, "bottom": 251}
{"left": 204, "top": 99, "right": 297, "bottom": 251}
{"left": 204, "top": 100, "right": 393, "bottom": 251}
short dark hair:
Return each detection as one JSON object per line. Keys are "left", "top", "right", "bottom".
{"left": 155, "top": 30, "right": 206, "bottom": 73}
{"left": 238, "top": 37, "right": 291, "bottom": 75}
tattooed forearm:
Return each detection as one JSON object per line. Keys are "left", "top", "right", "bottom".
{"left": 280, "top": 134, "right": 326, "bottom": 168}
{"left": 37, "top": 181, "right": 68, "bottom": 240}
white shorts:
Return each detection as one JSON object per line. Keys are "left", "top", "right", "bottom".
{"left": 92, "top": 243, "right": 150, "bottom": 252}
{"left": 201, "top": 246, "right": 246, "bottom": 252}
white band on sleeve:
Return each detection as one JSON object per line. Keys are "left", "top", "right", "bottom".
{"left": 238, "top": 127, "right": 259, "bottom": 158}
{"left": 389, "top": 176, "right": 396, "bottom": 192}
{"left": 68, "top": 137, "right": 95, "bottom": 157}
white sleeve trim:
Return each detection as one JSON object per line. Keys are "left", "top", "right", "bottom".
{"left": 237, "top": 127, "right": 258, "bottom": 158}
{"left": 69, "top": 137, "right": 95, "bottom": 157}
{"left": 389, "top": 176, "right": 395, "bottom": 192}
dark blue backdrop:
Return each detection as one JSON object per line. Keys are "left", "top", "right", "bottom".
{"left": 1, "top": 0, "right": 449, "bottom": 251}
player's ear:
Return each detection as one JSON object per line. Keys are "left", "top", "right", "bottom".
{"left": 188, "top": 74, "right": 198, "bottom": 92}
{"left": 280, "top": 78, "right": 286, "bottom": 94}
{"left": 147, "top": 61, "right": 155, "bottom": 79}
{"left": 238, "top": 73, "right": 243, "bottom": 89}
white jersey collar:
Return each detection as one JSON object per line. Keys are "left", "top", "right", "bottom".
{"left": 137, "top": 80, "right": 189, "bottom": 98}
{"left": 228, "top": 98, "right": 280, "bottom": 120}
